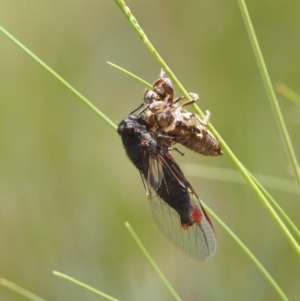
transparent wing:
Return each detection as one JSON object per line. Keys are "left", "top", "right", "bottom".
{"left": 147, "top": 156, "right": 164, "bottom": 192}
{"left": 148, "top": 191, "right": 216, "bottom": 260}
{"left": 142, "top": 137, "right": 216, "bottom": 260}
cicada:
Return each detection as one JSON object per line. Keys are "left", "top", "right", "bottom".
{"left": 118, "top": 114, "right": 216, "bottom": 260}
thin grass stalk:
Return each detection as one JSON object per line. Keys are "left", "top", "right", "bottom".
{"left": 107, "top": 61, "right": 152, "bottom": 88}
{"left": 249, "top": 173, "right": 300, "bottom": 237}
{"left": 236, "top": 0, "right": 300, "bottom": 192}
{"left": 183, "top": 164, "right": 298, "bottom": 194}
{"left": 53, "top": 272, "right": 119, "bottom": 301}
{"left": 127, "top": 216, "right": 290, "bottom": 301}
{"left": 0, "top": 26, "right": 116, "bottom": 131}
{"left": 182, "top": 163, "right": 299, "bottom": 237}
{"left": 202, "top": 207, "right": 290, "bottom": 301}
{"left": 0, "top": 279, "right": 47, "bottom": 301}
{"left": 125, "top": 222, "right": 183, "bottom": 301}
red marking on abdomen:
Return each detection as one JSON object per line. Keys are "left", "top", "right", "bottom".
{"left": 191, "top": 205, "right": 202, "bottom": 223}
{"left": 181, "top": 203, "right": 202, "bottom": 230}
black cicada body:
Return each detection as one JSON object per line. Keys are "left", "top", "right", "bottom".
{"left": 143, "top": 69, "right": 223, "bottom": 156}
{"left": 117, "top": 115, "right": 216, "bottom": 260}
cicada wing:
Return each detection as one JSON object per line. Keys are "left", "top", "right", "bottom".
{"left": 191, "top": 196, "right": 216, "bottom": 260}
{"left": 141, "top": 136, "right": 216, "bottom": 260}
{"left": 147, "top": 156, "right": 164, "bottom": 192}
{"left": 148, "top": 192, "right": 216, "bottom": 261}
{"left": 156, "top": 153, "right": 186, "bottom": 189}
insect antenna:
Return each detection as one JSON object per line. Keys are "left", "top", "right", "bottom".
{"left": 129, "top": 103, "right": 144, "bottom": 115}
{"left": 136, "top": 103, "right": 150, "bottom": 116}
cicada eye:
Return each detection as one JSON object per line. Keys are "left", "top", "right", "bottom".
{"left": 120, "top": 121, "right": 135, "bottom": 134}
{"left": 128, "top": 124, "right": 137, "bottom": 134}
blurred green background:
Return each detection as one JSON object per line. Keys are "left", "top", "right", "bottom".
{"left": 0, "top": 1, "right": 299, "bottom": 300}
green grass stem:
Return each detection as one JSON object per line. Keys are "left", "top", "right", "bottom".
{"left": 126, "top": 211, "right": 290, "bottom": 301}
{"left": 113, "top": 0, "right": 191, "bottom": 102}
{"left": 53, "top": 271, "right": 120, "bottom": 301}
{"left": 201, "top": 207, "right": 290, "bottom": 301}
{"left": 0, "top": 279, "right": 47, "bottom": 301}
{"left": 125, "top": 222, "right": 183, "bottom": 301}
{"left": 183, "top": 163, "right": 299, "bottom": 238}
{"left": 249, "top": 173, "right": 300, "bottom": 238}
{"left": 107, "top": 61, "right": 152, "bottom": 88}
{"left": 183, "top": 164, "right": 298, "bottom": 194}
{"left": 236, "top": 0, "right": 300, "bottom": 192}
{"left": 0, "top": 26, "right": 117, "bottom": 131}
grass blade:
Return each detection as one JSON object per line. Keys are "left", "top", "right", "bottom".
{"left": 107, "top": 61, "right": 152, "bottom": 88}
{"left": 0, "top": 279, "right": 47, "bottom": 301}
{"left": 183, "top": 164, "right": 298, "bottom": 194}
{"left": 125, "top": 212, "right": 290, "bottom": 301}
{"left": 0, "top": 26, "right": 117, "bottom": 131}
{"left": 249, "top": 172, "right": 300, "bottom": 238}
{"left": 183, "top": 163, "right": 299, "bottom": 238}
{"left": 125, "top": 222, "right": 183, "bottom": 301}
{"left": 202, "top": 206, "right": 290, "bottom": 301}
{"left": 53, "top": 271, "right": 120, "bottom": 301}
{"left": 236, "top": 0, "right": 300, "bottom": 192}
